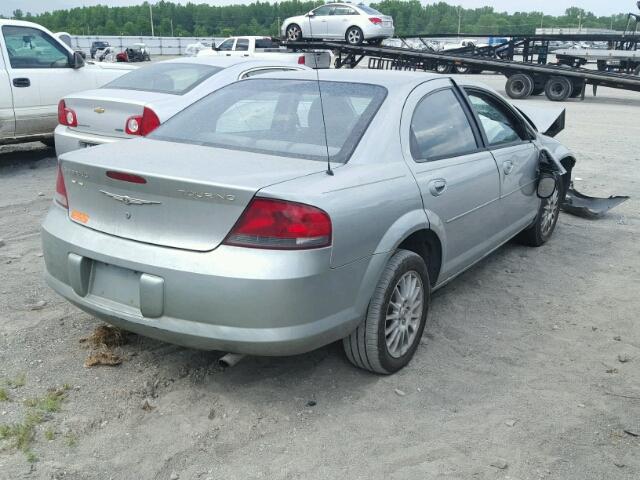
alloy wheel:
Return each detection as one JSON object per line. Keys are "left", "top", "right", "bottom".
{"left": 541, "top": 188, "right": 559, "bottom": 236}
{"left": 385, "top": 271, "right": 424, "bottom": 358}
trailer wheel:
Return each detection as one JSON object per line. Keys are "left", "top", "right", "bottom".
{"left": 454, "top": 64, "right": 470, "bottom": 74}
{"left": 436, "top": 63, "right": 452, "bottom": 74}
{"left": 544, "top": 76, "right": 573, "bottom": 102}
{"left": 505, "top": 74, "right": 534, "bottom": 99}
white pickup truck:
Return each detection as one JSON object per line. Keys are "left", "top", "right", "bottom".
{"left": 198, "top": 36, "right": 331, "bottom": 68}
{"left": 0, "top": 20, "right": 135, "bottom": 146}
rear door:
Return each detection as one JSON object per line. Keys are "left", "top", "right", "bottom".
{"left": 401, "top": 79, "right": 502, "bottom": 281}
{"left": 327, "top": 5, "right": 359, "bottom": 38}
{"left": 463, "top": 87, "right": 540, "bottom": 237}
{"left": 0, "top": 34, "right": 15, "bottom": 139}
{"left": 229, "top": 37, "right": 251, "bottom": 57}
{"left": 1, "top": 24, "right": 92, "bottom": 136}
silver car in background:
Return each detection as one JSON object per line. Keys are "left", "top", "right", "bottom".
{"left": 54, "top": 57, "right": 308, "bottom": 156}
{"left": 282, "top": 2, "right": 394, "bottom": 45}
{"left": 42, "top": 70, "right": 574, "bottom": 374}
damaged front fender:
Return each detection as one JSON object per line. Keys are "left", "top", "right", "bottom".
{"left": 561, "top": 184, "right": 630, "bottom": 219}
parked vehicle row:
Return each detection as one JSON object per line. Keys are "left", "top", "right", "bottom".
{"left": 0, "top": 20, "right": 135, "bottom": 146}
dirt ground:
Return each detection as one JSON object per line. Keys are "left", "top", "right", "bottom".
{"left": 0, "top": 74, "right": 639, "bottom": 480}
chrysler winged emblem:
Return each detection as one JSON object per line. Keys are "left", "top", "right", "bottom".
{"left": 100, "top": 190, "right": 161, "bottom": 205}
{"left": 94, "top": 107, "right": 105, "bottom": 114}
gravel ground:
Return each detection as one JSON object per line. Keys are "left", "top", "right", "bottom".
{"left": 0, "top": 74, "right": 639, "bottom": 480}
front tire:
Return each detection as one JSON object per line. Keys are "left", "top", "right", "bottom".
{"left": 345, "top": 26, "right": 364, "bottom": 46}
{"left": 343, "top": 250, "right": 430, "bottom": 374}
{"left": 285, "top": 24, "right": 302, "bottom": 42}
{"left": 517, "top": 183, "right": 562, "bottom": 247}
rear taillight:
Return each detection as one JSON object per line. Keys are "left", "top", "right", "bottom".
{"left": 58, "top": 100, "right": 77, "bottom": 127}
{"left": 223, "top": 198, "right": 332, "bottom": 250}
{"left": 55, "top": 163, "right": 68, "bottom": 209}
{"left": 369, "top": 17, "right": 382, "bottom": 24}
{"left": 125, "top": 107, "right": 160, "bottom": 136}
{"left": 297, "top": 55, "right": 305, "bottom": 65}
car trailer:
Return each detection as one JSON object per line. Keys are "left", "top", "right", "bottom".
{"left": 286, "top": 39, "right": 640, "bottom": 102}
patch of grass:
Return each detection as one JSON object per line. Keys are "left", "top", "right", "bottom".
{"left": 0, "top": 388, "right": 9, "bottom": 401}
{"left": 44, "top": 428, "right": 55, "bottom": 441}
{"left": 6, "top": 374, "right": 26, "bottom": 388}
{"left": 65, "top": 433, "right": 77, "bottom": 448}
{"left": 23, "top": 387, "right": 67, "bottom": 413}
{"left": 25, "top": 450, "right": 38, "bottom": 463}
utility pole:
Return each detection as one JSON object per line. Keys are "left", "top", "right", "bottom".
{"left": 457, "top": 6, "right": 462, "bottom": 36}
{"left": 149, "top": 3, "right": 155, "bottom": 37}
{"left": 578, "top": 12, "right": 582, "bottom": 32}
{"left": 170, "top": 18, "right": 174, "bottom": 37}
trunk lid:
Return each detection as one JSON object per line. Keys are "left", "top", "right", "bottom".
{"left": 65, "top": 88, "right": 172, "bottom": 138}
{"left": 60, "top": 139, "right": 328, "bottom": 251}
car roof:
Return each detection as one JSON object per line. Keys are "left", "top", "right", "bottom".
{"left": 156, "top": 56, "right": 310, "bottom": 70}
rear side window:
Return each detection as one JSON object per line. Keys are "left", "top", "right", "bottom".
{"left": 235, "top": 39, "right": 249, "bottom": 51}
{"left": 410, "top": 89, "right": 478, "bottom": 161}
{"left": 466, "top": 91, "right": 525, "bottom": 145}
{"left": 150, "top": 79, "right": 387, "bottom": 163}
{"left": 358, "top": 5, "right": 383, "bottom": 15}
{"left": 104, "top": 63, "right": 222, "bottom": 95}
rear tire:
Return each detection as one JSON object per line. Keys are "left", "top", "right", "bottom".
{"left": 343, "top": 250, "right": 430, "bottom": 374}
{"left": 368, "top": 38, "right": 383, "bottom": 46}
{"left": 285, "top": 24, "right": 302, "bottom": 42}
{"left": 517, "top": 182, "right": 562, "bottom": 247}
{"left": 505, "top": 73, "right": 534, "bottom": 99}
{"left": 345, "top": 26, "right": 364, "bottom": 46}
{"left": 544, "top": 76, "right": 573, "bottom": 101}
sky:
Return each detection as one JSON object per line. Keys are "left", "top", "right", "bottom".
{"left": 0, "top": 0, "right": 634, "bottom": 18}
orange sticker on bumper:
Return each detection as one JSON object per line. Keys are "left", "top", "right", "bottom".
{"left": 71, "top": 209, "right": 89, "bottom": 224}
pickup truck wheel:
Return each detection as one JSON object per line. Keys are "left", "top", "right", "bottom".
{"left": 544, "top": 76, "right": 573, "bottom": 101}
{"left": 286, "top": 24, "right": 302, "bottom": 41}
{"left": 345, "top": 27, "right": 364, "bottom": 46}
{"left": 506, "top": 73, "right": 534, "bottom": 99}
{"left": 517, "top": 182, "right": 563, "bottom": 247}
{"left": 343, "top": 249, "right": 430, "bottom": 374}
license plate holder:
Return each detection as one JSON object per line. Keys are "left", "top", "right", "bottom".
{"left": 90, "top": 261, "right": 140, "bottom": 309}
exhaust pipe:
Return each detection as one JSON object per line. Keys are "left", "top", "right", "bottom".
{"left": 218, "top": 353, "right": 245, "bottom": 368}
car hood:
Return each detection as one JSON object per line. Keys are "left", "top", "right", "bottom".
{"left": 513, "top": 102, "right": 565, "bottom": 138}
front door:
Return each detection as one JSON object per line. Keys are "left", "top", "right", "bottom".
{"left": 1, "top": 24, "right": 90, "bottom": 136}
{"left": 463, "top": 88, "right": 540, "bottom": 237}
{"left": 401, "top": 79, "right": 502, "bottom": 282}
{"left": 0, "top": 36, "right": 15, "bottom": 139}
{"left": 308, "top": 5, "right": 332, "bottom": 38}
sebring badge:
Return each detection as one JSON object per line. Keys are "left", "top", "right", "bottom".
{"left": 99, "top": 190, "right": 161, "bottom": 206}
{"left": 94, "top": 107, "right": 105, "bottom": 114}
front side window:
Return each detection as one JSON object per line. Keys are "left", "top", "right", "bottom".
{"left": 466, "top": 91, "right": 525, "bottom": 146}
{"left": 150, "top": 79, "right": 387, "bottom": 163}
{"left": 2, "top": 26, "right": 70, "bottom": 69}
{"left": 104, "top": 63, "right": 222, "bottom": 95}
{"left": 312, "top": 6, "right": 334, "bottom": 16}
{"left": 410, "top": 89, "right": 478, "bottom": 161}
{"left": 235, "top": 39, "right": 249, "bottom": 51}
{"left": 217, "top": 39, "right": 235, "bottom": 51}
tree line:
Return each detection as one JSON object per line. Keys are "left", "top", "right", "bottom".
{"left": 6, "top": 1, "right": 632, "bottom": 37}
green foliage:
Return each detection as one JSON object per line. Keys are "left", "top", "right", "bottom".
{"left": 5, "top": 373, "right": 26, "bottom": 388}
{"left": 17, "top": 1, "right": 630, "bottom": 37}
{"left": 0, "top": 388, "right": 8, "bottom": 402}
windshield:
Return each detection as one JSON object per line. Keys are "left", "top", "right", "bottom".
{"left": 357, "top": 4, "right": 383, "bottom": 15}
{"left": 150, "top": 79, "right": 387, "bottom": 163}
{"left": 104, "top": 63, "right": 223, "bottom": 95}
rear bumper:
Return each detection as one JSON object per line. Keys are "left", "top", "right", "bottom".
{"left": 54, "top": 125, "right": 126, "bottom": 156}
{"left": 42, "top": 204, "right": 376, "bottom": 355}
{"left": 363, "top": 25, "right": 395, "bottom": 39}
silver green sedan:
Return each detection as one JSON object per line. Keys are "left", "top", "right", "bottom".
{"left": 42, "top": 69, "right": 574, "bottom": 374}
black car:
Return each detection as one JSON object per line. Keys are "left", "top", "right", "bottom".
{"left": 90, "top": 41, "right": 110, "bottom": 59}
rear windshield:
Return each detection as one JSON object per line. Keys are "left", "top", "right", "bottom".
{"left": 104, "top": 63, "right": 223, "bottom": 95}
{"left": 149, "top": 79, "right": 387, "bottom": 163}
{"left": 357, "top": 5, "right": 383, "bottom": 15}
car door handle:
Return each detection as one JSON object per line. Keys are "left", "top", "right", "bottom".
{"left": 503, "top": 160, "right": 514, "bottom": 175}
{"left": 13, "top": 78, "right": 30, "bottom": 88}
{"left": 428, "top": 179, "right": 447, "bottom": 196}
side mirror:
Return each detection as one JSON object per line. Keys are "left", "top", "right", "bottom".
{"left": 307, "top": 11, "right": 315, "bottom": 17}
{"left": 71, "top": 51, "right": 85, "bottom": 69}
{"left": 213, "top": 45, "right": 220, "bottom": 51}
{"left": 537, "top": 174, "right": 557, "bottom": 199}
